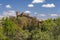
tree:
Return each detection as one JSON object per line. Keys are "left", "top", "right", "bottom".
{"left": 2, "top": 17, "right": 30, "bottom": 40}
{"left": 41, "top": 18, "right": 56, "bottom": 32}
{"left": 52, "top": 17, "right": 60, "bottom": 40}
{"left": 0, "top": 26, "right": 7, "bottom": 40}
{"left": 30, "top": 29, "right": 53, "bottom": 40}
{"left": 2, "top": 17, "right": 17, "bottom": 40}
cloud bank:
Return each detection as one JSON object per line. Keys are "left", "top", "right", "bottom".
{"left": 42, "top": 3, "right": 55, "bottom": 8}
{"left": 32, "top": 0, "right": 45, "bottom": 3}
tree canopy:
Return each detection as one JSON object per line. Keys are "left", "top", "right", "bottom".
{"left": 0, "top": 15, "right": 60, "bottom": 40}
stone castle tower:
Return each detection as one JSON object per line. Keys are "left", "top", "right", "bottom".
{"left": 16, "top": 11, "right": 21, "bottom": 16}
{"left": 16, "top": 11, "right": 30, "bottom": 17}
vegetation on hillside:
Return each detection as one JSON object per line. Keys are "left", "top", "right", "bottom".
{"left": 0, "top": 13, "right": 60, "bottom": 40}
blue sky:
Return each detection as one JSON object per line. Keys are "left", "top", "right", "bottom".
{"left": 0, "top": 0, "right": 60, "bottom": 20}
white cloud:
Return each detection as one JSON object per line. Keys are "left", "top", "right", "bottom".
{"left": 32, "top": 0, "right": 45, "bottom": 3}
{"left": 38, "top": 14, "right": 46, "bottom": 17}
{"left": 58, "top": 14, "right": 60, "bottom": 17}
{"left": 0, "top": 4, "right": 2, "bottom": 5}
{"left": 28, "top": 4, "right": 34, "bottom": 7}
{"left": 50, "top": 14, "right": 58, "bottom": 17}
{"left": 6, "top": 5, "right": 11, "bottom": 8}
{"left": 0, "top": 15, "right": 4, "bottom": 19}
{"left": 0, "top": 4, "right": 2, "bottom": 8}
{"left": 34, "top": 12, "right": 37, "bottom": 14}
{"left": 42, "top": 3, "right": 55, "bottom": 8}
{"left": 24, "top": 11, "right": 31, "bottom": 13}
{"left": 3, "top": 10, "right": 16, "bottom": 16}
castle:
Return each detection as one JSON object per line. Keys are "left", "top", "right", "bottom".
{"left": 16, "top": 11, "right": 30, "bottom": 17}
{"left": 16, "top": 11, "right": 43, "bottom": 23}
{"left": 15, "top": 11, "right": 38, "bottom": 21}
